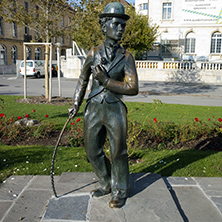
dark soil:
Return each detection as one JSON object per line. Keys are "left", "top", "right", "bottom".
{"left": 1, "top": 96, "right": 221, "bottom": 152}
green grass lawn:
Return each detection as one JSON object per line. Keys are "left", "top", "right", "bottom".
{"left": 0, "top": 95, "right": 222, "bottom": 183}
{"left": 1, "top": 95, "right": 222, "bottom": 128}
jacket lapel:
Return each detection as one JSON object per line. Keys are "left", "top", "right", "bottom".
{"left": 97, "top": 43, "right": 126, "bottom": 75}
{"left": 107, "top": 47, "right": 125, "bottom": 73}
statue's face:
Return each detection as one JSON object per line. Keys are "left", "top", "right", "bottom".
{"left": 105, "top": 17, "right": 126, "bottom": 41}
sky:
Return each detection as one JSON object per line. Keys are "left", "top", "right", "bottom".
{"left": 127, "top": 0, "right": 135, "bottom": 4}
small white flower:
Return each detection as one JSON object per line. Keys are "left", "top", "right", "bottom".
{"left": 26, "top": 161, "right": 29, "bottom": 163}
{"left": 75, "top": 165, "right": 78, "bottom": 167}
{"left": 3, "top": 159, "right": 6, "bottom": 161}
{"left": 176, "top": 158, "right": 180, "bottom": 161}
{"left": 43, "top": 168, "right": 47, "bottom": 171}
{"left": 57, "top": 167, "right": 59, "bottom": 169}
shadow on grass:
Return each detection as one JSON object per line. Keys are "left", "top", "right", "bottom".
{"left": 137, "top": 149, "right": 218, "bottom": 177}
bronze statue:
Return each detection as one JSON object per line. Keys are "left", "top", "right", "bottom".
{"left": 69, "top": 2, "right": 138, "bottom": 208}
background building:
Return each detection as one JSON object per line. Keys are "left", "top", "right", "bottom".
{"left": 135, "top": 0, "right": 222, "bottom": 61}
{"left": 0, "top": 0, "right": 73, "bottom": 74}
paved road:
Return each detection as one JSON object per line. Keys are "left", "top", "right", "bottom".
{"left": 1, "top": 74, "right": 222, "bottom": 106}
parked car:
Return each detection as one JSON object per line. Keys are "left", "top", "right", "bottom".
{"left": 51, "top": 64, "right": 58, "bottom": 77}
{"left": 20, "top": 60, "right": 58, "bottom": 78}
{"left": 20, "top": 60, "right": 45, "bottom": 78}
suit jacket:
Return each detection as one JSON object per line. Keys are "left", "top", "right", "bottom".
{"left": 73, "top": 42, "right": 138, "bottom": 107}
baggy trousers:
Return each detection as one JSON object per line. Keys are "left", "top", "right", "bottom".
{"left": 84, "top": 99, "right": 129, "bottom": 198}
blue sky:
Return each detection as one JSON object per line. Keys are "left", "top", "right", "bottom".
{"left": 127, "top": 0, "right": 135, "bottom": 4}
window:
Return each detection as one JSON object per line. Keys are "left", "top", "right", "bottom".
{"left": 55, "top": 48, "right": 57, "bottom": 60}
{"left": 69, "top": 35, "right": 71, "bottom": 45}
{"left": 12, "top": 22, "right": 17, "bottom": 37}
{"left": 25, "top": 26, "right": 29, "bottom": 35}
{"left": 62, "top": 16, "right": 64, "bottom": 26}
{"left": 54, "top": 36, "right": 57, "bottom": 43}
{"left": 211, "top": 32, "right": 222, "bottom": 54}
{"left": 11, "top": 46, "right": 17, "bottom": 64}
{"left": 0, "top": 17, "right": 3, "bottom": 35}
{"left": 162, "top": 3, "right": 172, "bottom": 20}
{"left": 139, "top": 3, "right": 148, "bottom": 11}
{"left": 24, "top": 1, "right": 28, "bottom": 11}
{"left": 36, "top": 5, "right": 39, "bottom": 18}
{"left": 26, "top": 46, "right": 31, "bottom": 60}
{"left": 0, "top": 44, "right": 6, "bottom": 65}
{"left": 185, "top": 32, "right": 196, "bottom": 53}
{"left": 35, "top": 47, "right": 41, "bottom": 60}
{"left": 62, "top": 36, "right": 65, "bottom": 44}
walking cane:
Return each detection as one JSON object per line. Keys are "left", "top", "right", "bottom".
{"left": 51, "top": 111, "right": 76, "bottom": 198}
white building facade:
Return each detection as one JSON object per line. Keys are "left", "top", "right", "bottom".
{"left": 135, "top": 0, "right": 222, "bottom": 61}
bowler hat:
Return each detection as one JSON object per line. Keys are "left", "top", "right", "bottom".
{"left": 99, "top": 2, "right": 130, "bottom": 21}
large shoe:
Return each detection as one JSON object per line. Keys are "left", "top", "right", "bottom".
{"left": 90, "top": 188, "right": 111, "bottom": 197}
{"left": 109, "top": 196, "right": 126, "bottom": 208}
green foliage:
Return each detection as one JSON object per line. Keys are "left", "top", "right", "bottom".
{"left": 70, "top": 0, "right": 158, "bottom": 55}
{"left": 0, "top": 115, "right": 55, "bottom": 143}
{"left": 122, "top": 5, "right": 159, "bottom": 57}
{"left": 68, "top": 118, "right": 84, "bottom": 147}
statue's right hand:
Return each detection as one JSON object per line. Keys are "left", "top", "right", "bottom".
{"left": 68, "top": 104, "right": 79, "bottom": 118}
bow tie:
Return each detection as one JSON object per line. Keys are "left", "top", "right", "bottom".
{"left": 104, "top": 42, "right": 119, "bottom": 61}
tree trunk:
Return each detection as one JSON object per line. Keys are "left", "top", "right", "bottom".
{"left": 45, "top": 44, "right": 49, "bottom": 99}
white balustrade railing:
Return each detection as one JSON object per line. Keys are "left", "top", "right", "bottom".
{"left": 135, "top": 61, "right": 222, "bottom": 71}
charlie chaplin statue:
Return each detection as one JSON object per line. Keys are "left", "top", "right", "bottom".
{"left": 69, "top": 2, "right": 138, "bottom": 208}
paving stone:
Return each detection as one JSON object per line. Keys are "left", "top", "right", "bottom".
{"left": 211, "top": 197, "right": 222, "bottom": 214}
{"left": 89, "top": 177, "right": 183, "bottom": 222}
{"left": 172, "top": 186, "right": 222, "bottom": 222}
{"left": 163, "top": 176, "right": 196, "bottom": 187}
{"left": 59, "top": 172, "right": 97, "bottom": 184}
{"left": 194, "top": 177, "right": 222, "bottom": 196}
{"left": 0, "top": 201, "right": 12, "bottom": 220}
{"left": 28, "top": 175, "right": 60, "bottom": 190}
{"left": 0, "top": 176, "right": 33, "bottom": 200}
{"left": 43, "top": 194, "right": 90, "bottom": 221}
{"left": 2, "top": 190, "right": 51, "bottom": 222}
{"left": 55, "top": 172, "right": 98, "bottom": 196}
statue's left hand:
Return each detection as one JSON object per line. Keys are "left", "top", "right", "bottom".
{"left": 92, "top": 65, "right": 109, "bottom": 85}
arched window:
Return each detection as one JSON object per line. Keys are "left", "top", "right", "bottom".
{"left": 11, "top": 45, "right": 17, "bottom": 64}
{"left": 35, "top": 47, "right": 41, "bottom": 60}
{"left": 61, "top": 49, "right": 66, "bottom": 56}
{"left": 185, "top": 32, "right": 196, "bottom": 53}
{"left": 0, "top": 44, "right": 6, "bottom": 65}
{"left": 26, "top": 46, "right": 31, "bottom": 60}
{"left": 211, "top": 32, "right": 222, "bottom": 54}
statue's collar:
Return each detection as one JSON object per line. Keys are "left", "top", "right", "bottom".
{"left": 104, "top": 40, "right": 120, "bottom": 50}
